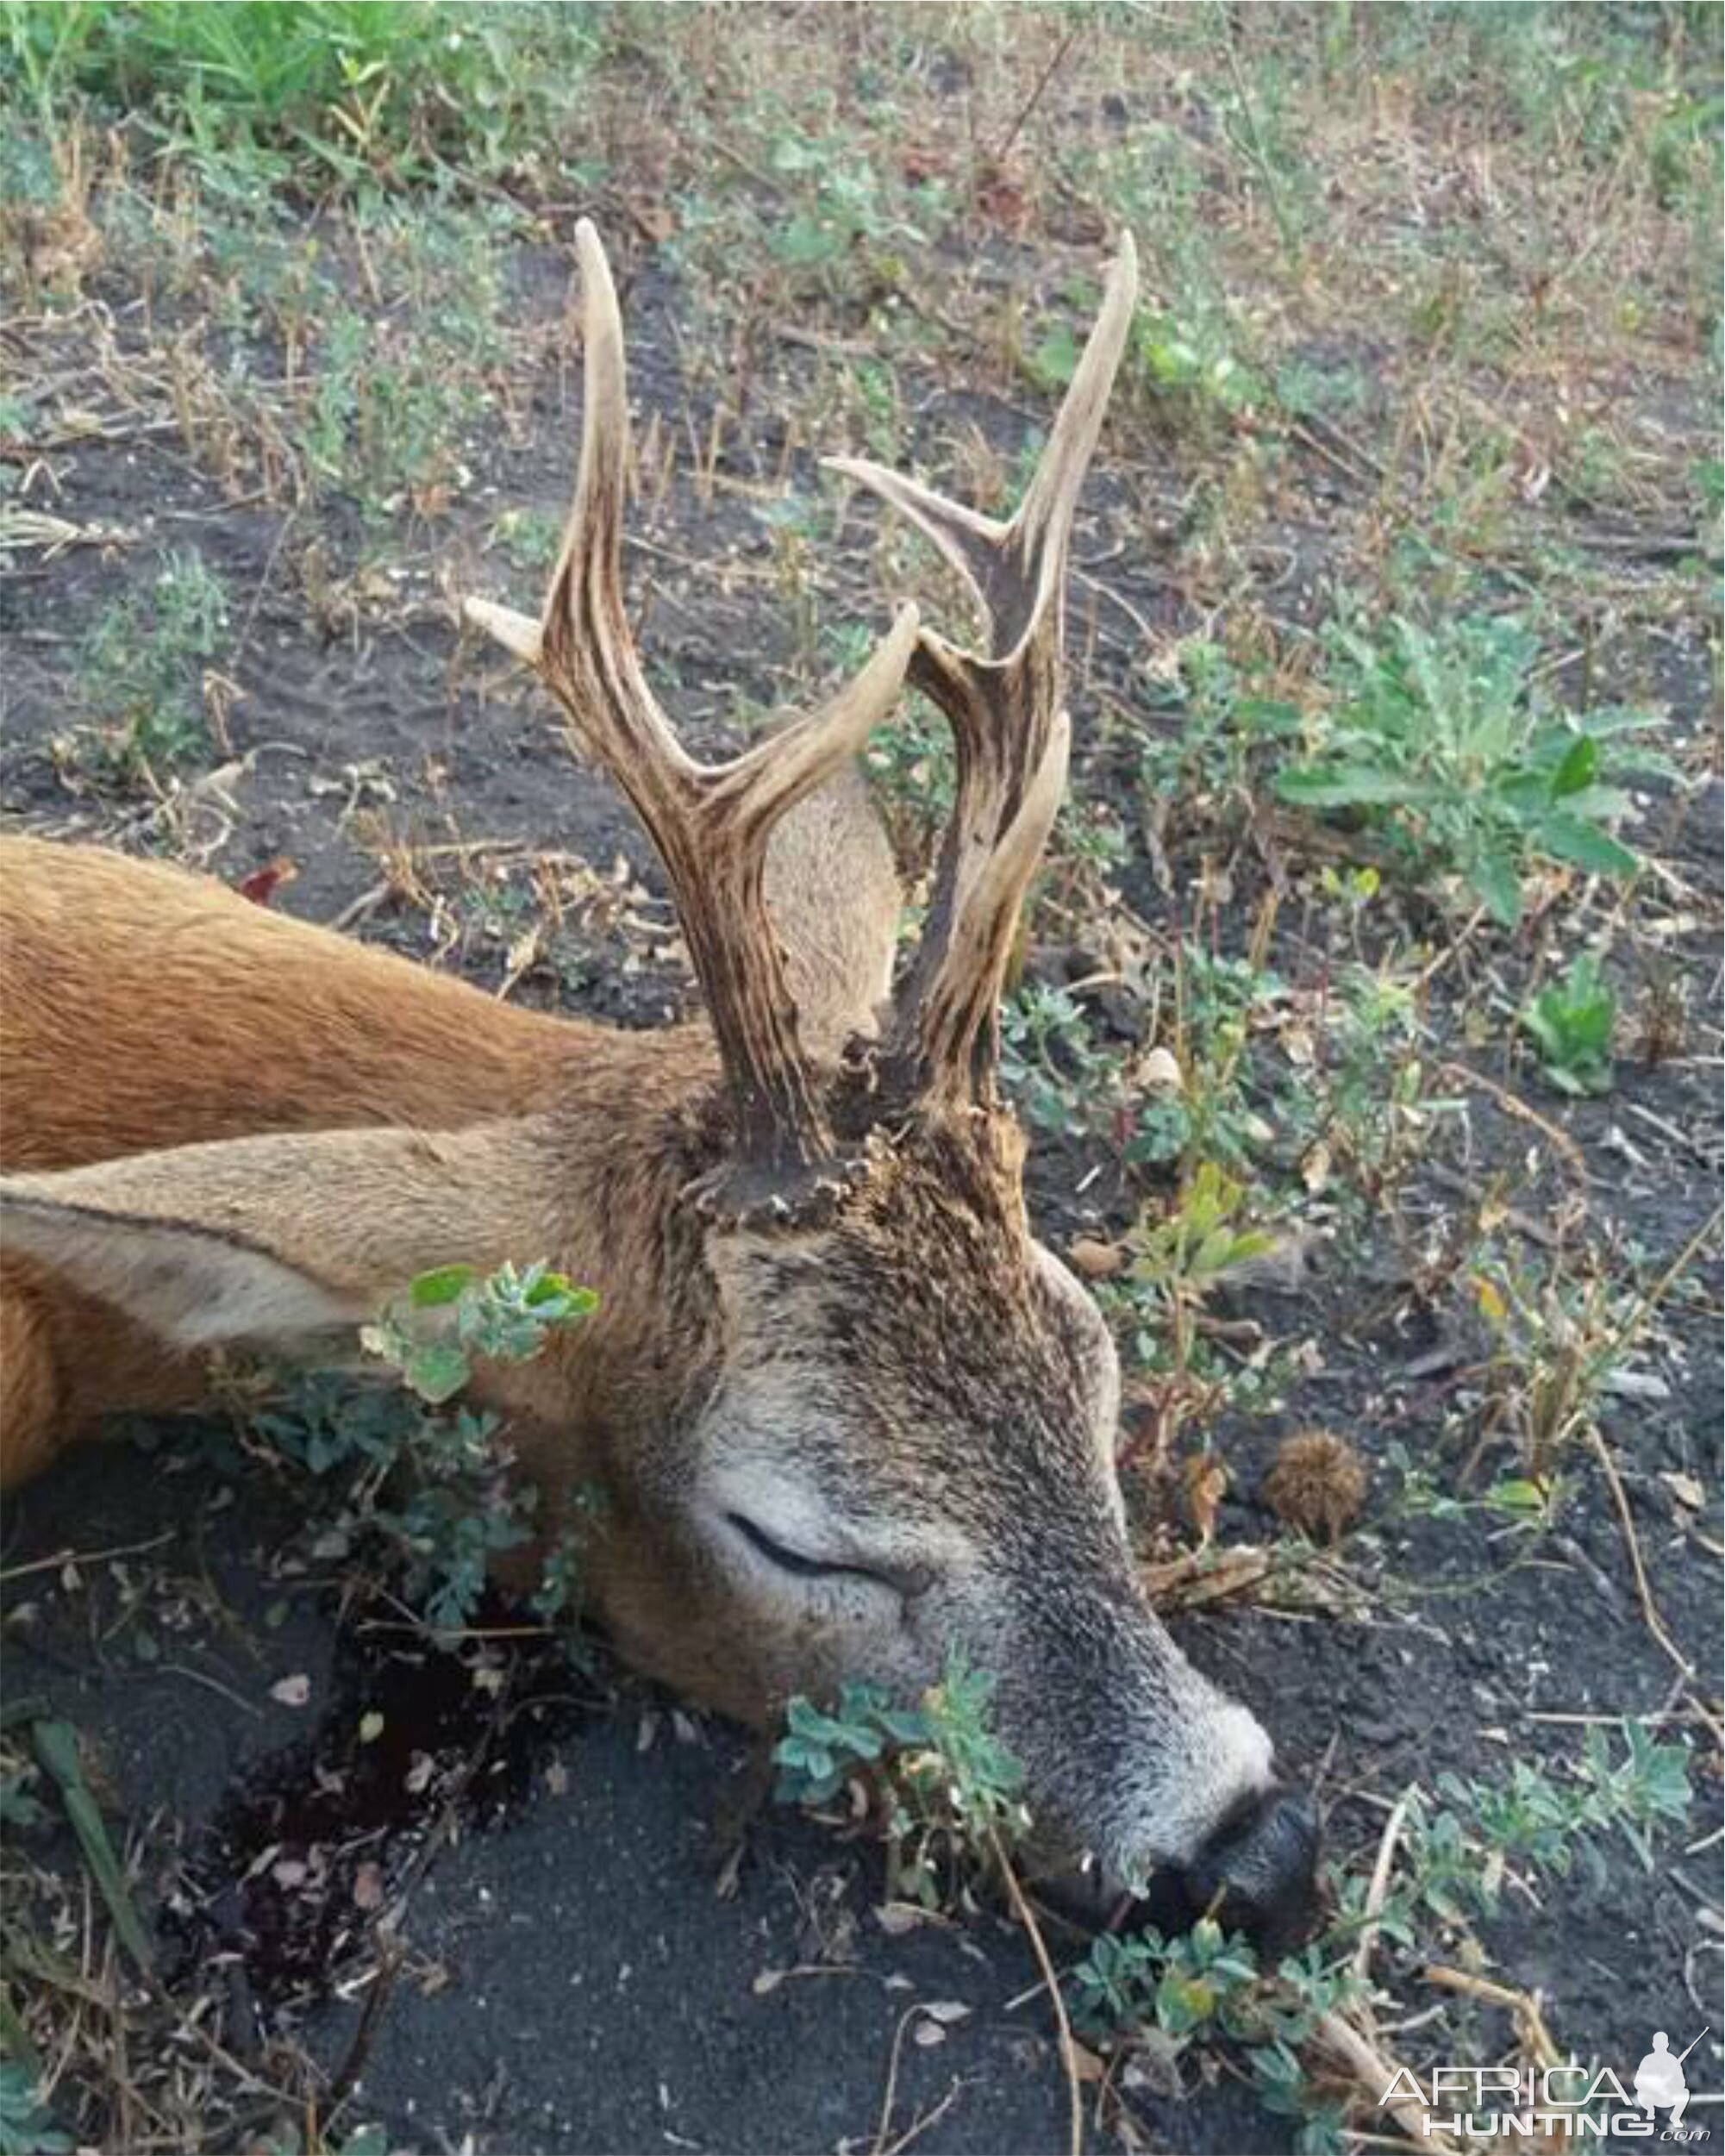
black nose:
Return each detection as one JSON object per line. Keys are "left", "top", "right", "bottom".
{"left": 1178, "top": 1784, "right": 1320, "bottom": 1952}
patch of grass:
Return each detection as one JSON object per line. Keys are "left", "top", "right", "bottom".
{"left": 2, "top": 1, "right": 605, "bottom": 198}
{"left": 1521, "top": 951, "right": 1616, "bottom": 1096}
{"left": 66, "top": 547, "right": 229, "bottom": 782}
{"left": 1467, "top": 1246, "right": 1639, "bottom": 1486}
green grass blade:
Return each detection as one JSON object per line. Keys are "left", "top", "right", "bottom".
{"left": 30, "top": 1719, "right": 154, "bottom": 1976}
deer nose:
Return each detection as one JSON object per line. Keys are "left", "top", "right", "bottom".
{"left": 1179, "top": 1784, "right": 1320, "bottom": 1951}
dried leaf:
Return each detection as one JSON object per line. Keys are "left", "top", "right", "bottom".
{"left": 1069, "top": 1235, "right": 1127, "bottom": 1280}
{"left": 874, "top": 1902, "right": 926, "bottom": 1935}
{"left": 503, "top": 922, "right": 544, "bottom": 978}
{"left": 1660, "top": 1470, "right": 1705, "bottom": 1510}
{"left": 1182, "top": 1453, "right": 1229, "bottom": 1545}
{"left": 629, "top": 197, "right": 676, "bottom": 244}
{"left": 352, "top": 1861, "right": 384, "bottom": 1911}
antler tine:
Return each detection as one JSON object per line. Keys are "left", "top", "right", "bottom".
{"left": 825, "top": 236, "right": 1139, "bottom": 1105}
{"left": 465, "top": 222, "right": 918, "bottom": 1196}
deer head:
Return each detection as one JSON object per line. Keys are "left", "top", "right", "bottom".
{"left": 0, "top": 228, "right": 1316, "bottom": 1941}
{"left": 465, "top": 226, "right": 1316, "bottom": 1935}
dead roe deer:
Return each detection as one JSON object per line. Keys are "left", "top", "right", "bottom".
{"left": 0, "top": 225, "right": 1316, "bottom": 1940}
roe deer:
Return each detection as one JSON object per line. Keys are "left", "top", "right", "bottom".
{"left": 0, "top": 225, "right": 1316, "bottom": 1940}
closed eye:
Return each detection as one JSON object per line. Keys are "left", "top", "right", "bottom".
{"left": 725, "top": 1511, "right": 901, "bottom": 1591}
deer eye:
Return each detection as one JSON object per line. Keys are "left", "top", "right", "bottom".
{"left": 724, "top": 1511, "right": 897, "bottom": 1590}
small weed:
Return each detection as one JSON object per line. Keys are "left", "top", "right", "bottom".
{"left": 863, "top": 685, "right": 959, "bottom": 862}
{"left": 762, "top": 126, "right": 935, "bottom": 298}
{"left": 299, "top": 299, "right": 485, "bottom": 522}
{"left": 1126, "top": 1161, "right": 1272, "bottom": 1376}
{"left": 1300, "top": 959, "right": 1455, "bottom": 1210}
{"left": 1131, "top": 946, "right": 1281, "bottom": 1174}
{"left": 254, "top": 1259, "right": 596, "bottom": 1633}
{"left": 1332, "top": 1726, "right": 1691, "bottom": 1940}
{"left": 69, "top": 548, "right": 229, "bottom": 780}
{"left": 489, "top": 503, "right": 564, "bottom": 577}
{"left": 775, "top": 1650, "right": 1031, "bottom": 1909}
{"left": 1134, "top": 640, "right": 1300, "bottom": 811}
{"left": 1521, "top": 952, "right": 1616, "bottom": 1096}
{"left": 362, "top": 1258, "right": 594, "bottom": 1406}
{"left": 1134, "top": 301, "right": 1262, "bottom": 422}
{"left": 0, "top": 2060, "right": 71, "bottom": 2156}
{"left": 1275, "top": 614, "right": 1670, "bottom": 927}
{"left": 1069, "top": 1921, "right": 1356, "bottom": 2155}
{"left": 1074, "top": 1727, "right": 1690, "bottom": 2153}
{"left": 1468, "top": 1252, "right": 1637, "bottom": 1484}
{"left": 998, "top": 980, "right": 1119, "bottom": 1141}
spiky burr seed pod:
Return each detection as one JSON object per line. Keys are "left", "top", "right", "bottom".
{"left": 1260, "top": 1430, "right": 1368, "bottom": 1546}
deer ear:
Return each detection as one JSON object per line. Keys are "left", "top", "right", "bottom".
{"left": 0, "top": 1122, "right": 557, "bottom": 1352}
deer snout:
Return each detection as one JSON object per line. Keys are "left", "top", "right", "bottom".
{"left": 1178, "top": 1782, "right": 1320, "bottom": 1951}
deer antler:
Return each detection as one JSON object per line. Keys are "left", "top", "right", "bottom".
{"left": 466, "top": 222, "right": 917, "bottom": 1201}
{"left": 827, "top": 235, "right": 1139, "bottom": 1107}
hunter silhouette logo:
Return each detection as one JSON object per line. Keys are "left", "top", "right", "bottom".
{"left": 1636, "top": 2030, "right": 1708, "bottom": 2128}
{"left": 1381, "top": 2024, "right": 1716, "bottom": 2139}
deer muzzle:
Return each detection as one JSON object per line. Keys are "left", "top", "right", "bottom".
{"left": 1175, "top": 1781, "right": 1321, "bottom": 1950}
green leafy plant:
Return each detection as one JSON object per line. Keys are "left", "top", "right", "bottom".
{"left": 1333, "top": 1725, "right": 1691, "bottom": 1940}
{"left": 1275, "top": 614, "right": 1667, "bottom": 926}
{"left": 71, "top": 548, "right": 229, "bottom": 778}
{"left": 0, "top": 2061, "right": 71, "bottom": 2156}
{"left": 1, "top": 2, "right": 603, "bottom": 197}
{"left": 1300, "top": 960, "right": 1459, "bottom": 1209}
{"left": 362, "top": 1259, "right": 595, "bottom": 1406}
{"left": 763, "top": 128, "right": 932, "bottom": 290}
{"left": 775, "top": 1651, "right": 1031, "bottom": 1908}
{"left": 254, "top": 1259, "right": 597, "bottom": 1632}
{"left": 1521, "top": 952, "right": 1615, "bottom": 1095}
{"left": 1134, "top": 639, "right": 1302, "bottom": 809}
{"left": 1069, "top": 1922, "right": 1355, "bottom": 2156}
{"left": 1467, "top": 1248, "right": 1641, "bottom": 1482}
{"left": 1134, "top": 302, "right": 1261, "bottom": 419}
{"left": 1128, "top": 946, "right": 1282, "bottom": 1174}
{"left": 998, "top": 980, "right": 1120, "bottom": 1141}
{"left": 1128, "top": 1159, "right": 1271, "bottom": 1340}
{"left": 1074, "top": 1728, "right": 1689, "bottom": 2156}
